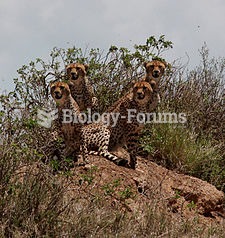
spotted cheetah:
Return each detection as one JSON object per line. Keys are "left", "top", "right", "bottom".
{"left": 50, "top": 81, "right": 82, "bottom": 159}
{"left": 80, "top": 122, "right": 128, "bottom": 166}
{"left": 106, "top": 80, "right": 156, "bottom": 169}
{"left": 143, "top": 59, "right": 167, "bottom": 104}
{"left": 50, "top": 81, "right": 127, "bottom": 166}
{"left": 143, "top": 59, "right": 167, "bottom": 83}
{"left": 66, "top": 63, "right": 98, "bottom": 112}
{"left": 113, "top": 60, "right": 166, "bottom": 113}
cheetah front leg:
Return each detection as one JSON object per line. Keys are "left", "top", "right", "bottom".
{"left": 127, "top": 132, "right": 140, "bottom": 169}
{"left": 80, "top": 143, "right": 90, "bottom": 165}
{"left": 91, "top": 98, "right": 99, "bottom": 113}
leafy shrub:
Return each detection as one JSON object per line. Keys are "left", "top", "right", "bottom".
{"left": 140, "top": 45, "right": 224, "bottom": 189}
{"left": 0, "top": 36, "right": 225, "bottom": 236}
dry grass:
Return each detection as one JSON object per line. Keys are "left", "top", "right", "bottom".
{"left": 1, "top": 154, "right": 225, "bottom": 237}
{"left": 140, "top": 46, "right": 225, "bottom": 191}
{"left": 0, "top": 42, "right": 225, "bottom": 236}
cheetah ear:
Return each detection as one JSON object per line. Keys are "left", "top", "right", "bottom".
{"left": 84, "top": 64, "right": 89, "bottom": 72}
{"left": 143, "top": 61, "right": 148, "bottom": 69}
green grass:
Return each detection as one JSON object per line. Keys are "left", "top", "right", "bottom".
{"left": 0, "top": 41, "right": 224, "bottom": 237}
{"left": 141, "top": 123, "right": 225, "bottom": 191}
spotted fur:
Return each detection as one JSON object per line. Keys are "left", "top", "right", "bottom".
{"left": 50, "top": 81, "right": 81, "bottom": 159}
{"left": 105, "top": 81, "right": 155, "bottom": 169}
{"left": 143, "top": 59, "right": 167, "bottom": 104}
{"left": 80, "top": 123, "right": 128, "bottom": 166}
{"left": 50, "top": 81, "right": 127, "bottom": 166}
{"left": 66, "top": 63, "right": 98, "bottom": 112}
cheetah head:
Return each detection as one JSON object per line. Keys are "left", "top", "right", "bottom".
{"left": 50, "top": 81, "right": 70, "bottom": 104}
{"left": 133, "top": 81, "right": 154, "bottom": 105}
{"left": 66, "top": 63, "right": 89, "bottom": 81}
{"left": 143, "top": 60, "right": 167, "bottom": 81}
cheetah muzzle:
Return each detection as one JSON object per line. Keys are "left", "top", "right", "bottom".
{"left": 54, "top": 91, "right": 63, "bottom": 99}
{"left": 137, "top": 92, "right": 145, "bottom": 100}
{"left": 71, "top": 72, "right": 79, "bottom": 80}
{"left": 152, "top": 70, "right": 160, "bottom": 78}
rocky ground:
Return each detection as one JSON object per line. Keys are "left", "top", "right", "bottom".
{"left": 10, "top": 148, "right": 225, "bottom": 237}
{"left": 67, "top": 148, "right": 225, "bottom": 226}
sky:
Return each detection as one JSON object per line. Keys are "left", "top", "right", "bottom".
{"left": 1, "top": 0, "right": 225, "bottom": 92}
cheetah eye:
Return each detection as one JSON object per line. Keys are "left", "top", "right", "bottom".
{"left": 143, "top": 86, "right": 147, "bottom": 90}
{"left": 51, "top": 86, "right": 56, "bottom": 90}
{"left": 60, "top": 86, "right": 64, "bottom": 90}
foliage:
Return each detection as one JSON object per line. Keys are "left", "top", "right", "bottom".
{"left": 4, "top": 35, "right": 172, "bottom": 113}
{"left": 140, "top": 44, "right": 225, "bottom": 190}
{"left": 0, "top": 36, "right": 225, "bottom": 236}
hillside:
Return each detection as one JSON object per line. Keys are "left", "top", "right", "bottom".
{"left": 4, "top": 149, "right": 224, "bottom": 237}
{"left": 0, "top": 41, "right": 224, "bottom": 237}
{"left": 71, "top": 150, "right": 225, "bottom": 224}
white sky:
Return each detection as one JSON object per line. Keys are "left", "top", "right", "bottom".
{"left": 1, "top": 0, "right": 225, "bottom": 92}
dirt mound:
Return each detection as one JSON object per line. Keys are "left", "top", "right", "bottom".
{"left": 10, "top": 150, "right": 225, "bottom": 236}
{"left": 69, "top": 150, "right": 224, "bottom": 225}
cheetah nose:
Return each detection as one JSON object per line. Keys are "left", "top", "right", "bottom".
{"left": 137, "top": 92, "right": 145, "bottom": 99}
{"left": 152, "top": 70, "right": 160, "bottom": 78}
{"left": 153, "top": 70, "right": 159, "bottom": 74}
{"left": 71, "top": 72, "right": 78, "bottom": 80}
{"left": 55, "top": 91, "right": 62, "bottom": 99}
{"left": 71, "top": 72, "right": 77, "bottom": 77}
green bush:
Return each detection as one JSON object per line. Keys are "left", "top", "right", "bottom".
{"left": 140, "top": 44, "right": 224, "bottom": 190}
{"left": 0, "top": 36, "right": 225, "bottom": 236}
{"left": 141, "top": 123, "right": 225, "bottom": 190}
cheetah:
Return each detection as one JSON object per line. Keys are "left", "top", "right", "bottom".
{"left": 113, "top": 60, "right": 166, "bottom": 113}
{"left": 66, "top": 63, "right": 98, "bottom": 112}
{"left": 79, "top": 122, "right": 128, "bottom": 166}
{"left": 50, "top": 81, "right": 127, "bottom": 166}
{"left": 143, "top": 59, "right": 167, "bottom": 105}
{"left": 105, "top": 80, "right": 156, "bottom": 169}
{"left": 50, "top": 81, "right": 82, "bottom": 159}
{"left": 143, "top": 59, "right": 167, "bottom": 84}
